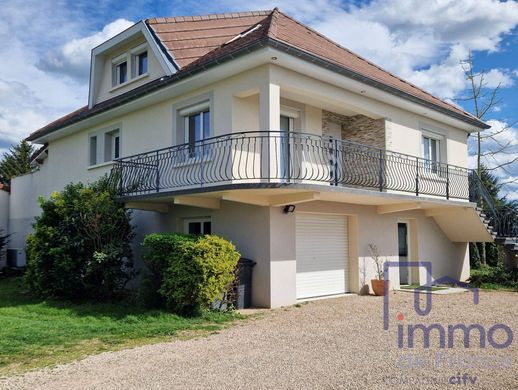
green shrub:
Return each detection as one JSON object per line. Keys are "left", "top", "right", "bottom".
{"left": 0, "top": 229, "right": 9, "bottom": 254}
{"left": 139, "top": 233, "right": 197, "bottom": 308}
{"left": 140, "top": 233, "right": 240, "bottom": 315}
{"left": 469, "top": 265, "right": 518, "bottom": 289}
{"left": 25, "top": 176, "right": 134, "bottom": 300}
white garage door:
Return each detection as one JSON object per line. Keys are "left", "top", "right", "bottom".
{"left": 296, "top": 213, "right": 349, "bottom": 299}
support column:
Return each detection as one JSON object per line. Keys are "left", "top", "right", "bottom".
{"left": 259, "top": 82, "right": 280, "bottom": 131}
{"left": 259, "top": 82, "right": 280, "bottom": 180}
{"left": 269, "top": 207, "right": 297, "bottom": 308}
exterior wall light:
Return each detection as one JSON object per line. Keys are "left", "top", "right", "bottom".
{"left": 283, "top": 204, "right": 296, "bottom": 214}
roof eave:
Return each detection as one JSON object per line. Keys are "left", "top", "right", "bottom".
{"left": 28, "top": 35, "right": 489, "bottom": 142}
{"left": 265, "top": 37, "right": 489, "bottom": 130}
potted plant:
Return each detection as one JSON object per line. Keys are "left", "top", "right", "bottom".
{"left": 369, "top": 244, "right": 389, "bottom": 296}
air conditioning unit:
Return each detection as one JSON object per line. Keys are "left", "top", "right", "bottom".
{"left": 7, "top": 248, "right": 26, "bottom": 268}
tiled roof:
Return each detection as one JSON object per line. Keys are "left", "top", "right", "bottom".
{"left": 27, "top": 9, "right": 487, "bottom": 141}
{"left": 147, "top": 11, "right": 271, "bottom": 68}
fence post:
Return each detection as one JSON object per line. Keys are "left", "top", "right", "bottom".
{"left": 446, "top": 165, "right": 450, "bottom": 199}
{"left": 118, "top": 163, "right": 123, "bottom": 196}
{"left": 201, "top": 139, "right": 205, "bottom": 187}
{"left": 333, "top": 139, "right": 338, "bottom": 186}
{"left": 378, "top": 149, "right": 384, "bottom": 191}
{"left": 415, "top": 157, "right": 419, "bottom": 196}
{"left": 155, "top": 151, "right": 160, "bottom": 193}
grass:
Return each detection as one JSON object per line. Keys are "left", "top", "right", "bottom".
{"left": 399, "top": 284, "right": 448, "bottom": 291}
{"left": 0, "top": 276, "right": 241, "bottom": 376}
{"left": 470, "top": 267, "right": 518, "bottom": 292}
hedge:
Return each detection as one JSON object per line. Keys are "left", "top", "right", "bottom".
{"left": 140, "top": 233, "right": 240, "bottom": 315}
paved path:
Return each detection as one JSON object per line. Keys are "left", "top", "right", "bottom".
{"left": 2, "top": 291, "right": 517, "bottom": 389}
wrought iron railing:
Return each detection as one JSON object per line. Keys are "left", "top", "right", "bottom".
{"left": 112, "top": 130, "right": 472, "bottom": 198}
{"left": 468, "top": 171, "right": 518, "bottom": 239}
{"left": 112, "top": 130, "right": 517, "bottom": 239}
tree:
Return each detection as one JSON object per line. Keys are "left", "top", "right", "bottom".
{"left": 0, "top": 140, "right": 35, "bottom": 183}
{"left": 458, "top": 52, "right": 517, "bottom": 179}
{"left": 457, "top": 52, "right": 517, "bottom": 265}
{"left": 25, "top": 176, "right": 134, "bottom": 300}
{"left": 470, "top": 165, "right": 505, "bottom": 268}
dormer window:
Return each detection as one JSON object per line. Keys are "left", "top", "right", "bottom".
{"left": 131, "top": 44, "right": 148, "bottom": 78}
{"left": 112, "top": 54, "right": 128, "bottom": 87}
{"left": 111, "top": 44, "right": 149, "bottom": 88}
{"left": 116, "top": 62, "right": 127, "bottom": 84}
{"left": 136, "top": 51, "right": 148, "bottom": 76}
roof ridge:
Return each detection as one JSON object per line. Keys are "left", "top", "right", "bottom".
{"left": 146, "top": 10, "right": 273, "bottom": 24}
{"left": 266, "top": 8, "right": 279, "bottom": 37}
{"left": 180, "top": 12, "right": 274, "bottom": 70}
{"left": 272, "top": 9, "right": 474, "bottom": 119}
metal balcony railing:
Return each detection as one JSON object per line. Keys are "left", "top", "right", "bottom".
{"left": 111, "top": 130, "right": 517, "bottom": 239}
{"left": 112, "top": 130, "right": 472, "bottom": 198}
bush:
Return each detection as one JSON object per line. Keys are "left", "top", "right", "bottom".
{"left": 140, "top": 233, "right": 240, "bottom": 315}
{"left": 25, "top": 176, "right": 134, "bottom": 300}
{"left": 0, "top": 229, "right": 9, "bottom": 266}
{"left": 139, "top": 233, "right": 197, "bottom": 308}
{"left": 469, "top": 265, "right": 518, "bottom": 289}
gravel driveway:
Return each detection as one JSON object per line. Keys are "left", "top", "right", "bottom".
{"left": 1, "top": 291, "right": 517, "bottom": 390}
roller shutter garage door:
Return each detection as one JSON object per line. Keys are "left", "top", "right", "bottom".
{"left": 296, "top": 213, "right": 349, "bottom": 299}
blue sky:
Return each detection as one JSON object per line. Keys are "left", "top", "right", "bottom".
{"left": 0, "top": 0, "right": 516, "bottom": 197}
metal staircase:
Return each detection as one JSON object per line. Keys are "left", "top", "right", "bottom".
{"left": 469, "top": 171, "right": 518, "bottom": 262}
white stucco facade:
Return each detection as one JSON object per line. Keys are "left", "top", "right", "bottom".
{"left": 7, "top": 31, "right": 491, "bottom": 307}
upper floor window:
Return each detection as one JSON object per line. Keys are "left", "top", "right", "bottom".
{"left": 105, "top": 130, "right": 120, "bottom": 161}
{"left": 89, "top": 127, "right": 121, "bottom": 166}
{"left": 136, "top": 51, "right": 148, "bottom": 76}
{"left": 111, "top": 44, "right": 149, "bottom": 88}
{"left": 114, "top": 60, "right": 127, "bottom": 86}
{"left": 422, "top": 135, "right": 440, "bottom": 173}
{"left": 180, "top": 104, "right": 210, "bottom": 157}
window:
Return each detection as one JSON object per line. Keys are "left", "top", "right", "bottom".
{"left": 89, "top": 127, "right": 121, "bottom": 166}
{"left": 422, "top": 135, "right": 440, "bottom": 173}
{"left": 184, "top": 218, "right": 211, "bottom": 235}
{"left": 115, "top": 61, "right": 127, "bottom": 85}
{"left": 89, "top": 136, "right": 97, "bottom": 166}
{"left": 184, "top": 109, "right": 210, "bottom": 157}
{"left": 104, "top": 130, "right": 120, "bottom": 161}
{"left": 114, "top": 134, "right": 120, "bottom": 159}
{"left": 111, "top": 44, "right": 149, "bottom": 88}
{"left": 136, "top": 51, "right": 148, "bottom": 76}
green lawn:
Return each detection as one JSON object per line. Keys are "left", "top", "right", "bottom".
{"left": 399, "top": 284, "right": 448, "bottom": 291}
{"left": 0, "top": 276, "right": 240, "bottom": 375}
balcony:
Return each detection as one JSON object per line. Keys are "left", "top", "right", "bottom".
{"left": 112, "top": 131, "right": 473, "bottom": 201}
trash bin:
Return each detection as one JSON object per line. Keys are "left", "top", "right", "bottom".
{"left": 234, "top": 258, "right": 256, "bottom": 309}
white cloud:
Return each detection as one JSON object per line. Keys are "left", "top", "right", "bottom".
{"left": 222, "top": 0, "right": 518, "bottom": 99}
{"left": 38, "top": 19, "right": 134, "bottom": 81}
{"left": 484, "top": 68, "right": 515, "bottom": 88}
{"left": 0, "top": 1, "right": 133, "bottom": 151}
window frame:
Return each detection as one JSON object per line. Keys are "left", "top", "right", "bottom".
{"left": 178, "top": 101, "right": 211, "bottom": 158}
{"left": 184, "top": 217, "right": 212, "bottom": 235}
{"left": 421, "top": 133, "right": 442, "bottom": 174}
{"left": 88, "top": 125, "right": 122, "bottom": 167}
{"left": 89, "top": 135, "right": 98, "bottom": 166}
{"left": 112, "top": 54, "right": 129, "bottom": 87}
{"left": 131, "top": 44, "right": 149, "bottom": 78}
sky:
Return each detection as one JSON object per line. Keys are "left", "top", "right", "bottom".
{"left": 0, "top": 0, "right": 517, "bottom": 198}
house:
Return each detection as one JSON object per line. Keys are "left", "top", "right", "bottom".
{"left": 7, "top": 9, "right": 503, "bottom": 308}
